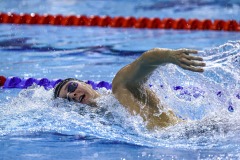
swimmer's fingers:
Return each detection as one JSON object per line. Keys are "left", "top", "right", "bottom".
{"left": 178, "top": 63, "right": 204, "bottom": 72}
{"left": 170, "top": 49, "right": 205, "bottom": 68}
{"left": 180, "top": 58, "right": 206, "bottom": 67}
{"left": 184, "top": 55, "right": 203, "bottom": 61}
{"left": 177, "top": 49, "right": 198, "bottom": 54}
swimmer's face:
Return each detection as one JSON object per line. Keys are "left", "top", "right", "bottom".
{"left": 58, "top": 81, "right": 100, "bottom": 106}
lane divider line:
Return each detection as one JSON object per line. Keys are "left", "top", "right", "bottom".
{"left": 0, "top": 12, "right": 239, "bottom": 31}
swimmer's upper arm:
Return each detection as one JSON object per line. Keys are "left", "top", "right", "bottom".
{"left": 112, "top": 48, "right": 170, "bottom": 92}
{"left": 112, "top": 61, "right": 141, "bottom": 94}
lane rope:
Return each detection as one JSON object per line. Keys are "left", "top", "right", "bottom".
{"left": 0, "top": 12, "right": 239, "bottom": 31}
{"left": 0, "top": 76, "right": 111, "bottom": 90}
{"left": 0, "top": 75, "right": 238, "bottom": 112}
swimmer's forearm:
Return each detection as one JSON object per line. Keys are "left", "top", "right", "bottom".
{"left": 139, "top": 48, "right": 172, "bottom": 66}
{"left": 138, "top": 48, "right": 204, "bottom": 72}
{"left": 119, "top": 48, "right": 172, "bottom": 84}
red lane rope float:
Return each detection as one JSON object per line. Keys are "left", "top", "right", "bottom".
{"left": 0, "top": 76, "right": 6, "bottom": 86}
{"left": 0, "top": 12, "right": 239, "bottom": 31}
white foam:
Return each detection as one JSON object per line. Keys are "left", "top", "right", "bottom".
{"left": 0, "top": 41, "right": 239, "bottom": 148}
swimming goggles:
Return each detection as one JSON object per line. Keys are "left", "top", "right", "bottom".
{"left": 66, "top": 82, "right": 78, "bottom": 101}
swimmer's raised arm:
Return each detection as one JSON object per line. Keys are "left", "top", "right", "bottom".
{"left": 113, "top": 48, "right": 205, "bottom": 87}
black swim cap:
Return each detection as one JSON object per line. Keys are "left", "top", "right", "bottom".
{"left": 53, "top": 78, "right": 82, "bottom": 98}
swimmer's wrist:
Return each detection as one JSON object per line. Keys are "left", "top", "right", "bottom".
{"left": 163, "top": 49, "right": 175, "bottom": 63}
{"left": 140, "top": 48, "right": 174, "bottom": 65}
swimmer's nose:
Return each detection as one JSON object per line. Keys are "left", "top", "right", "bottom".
{"left": 71, "top": 92, "right": 84, "bottom": 102}
{"left": 68, "top": 92, "right": 79, "bottom": 101}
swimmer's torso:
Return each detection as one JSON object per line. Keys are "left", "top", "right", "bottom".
{"left": 112, "top": 78, "right": 180, "bottom": 130}
{"left": 110, "top": 48, "right": 203, "bottom": 129}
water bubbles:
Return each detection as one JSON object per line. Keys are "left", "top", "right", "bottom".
{"left": 236, "top": 94, "right": 240, "bottom": 99}
{"left": 232, "top": 54, "right": 240, "bottom": 69}
{"left": 173, "top": 86, "right": 183, "bottom": 90}
{"left": 228, "top": 105, "right": 234, "bottom": 112}
{"left": 173, "top": 85, "right": 205, "bottom": 101}
{"left": 5, "top": 96, "right": 11, "bottom": 101}
{"left": 141, "top": 151, "right": 147, "bottom": 157}
{"left": 93, "top": 153, "right": 98, "bottom": 158}
{"left": 216, "top": 91, "right": 223, "bottom": 97}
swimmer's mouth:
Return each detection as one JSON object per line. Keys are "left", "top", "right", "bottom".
{"left": 79, "top": 95, "right": 85, "bottom": 103}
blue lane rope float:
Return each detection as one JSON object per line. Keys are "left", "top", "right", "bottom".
{"left": 0, "top": 76, "right": 112, "bottom": 90}
{"left": 0, "top": 76, "right": 238, "bottom": 112}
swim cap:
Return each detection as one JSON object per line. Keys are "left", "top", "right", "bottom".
{"left": 53, "top": 78, "right": 82, "bottom": 98}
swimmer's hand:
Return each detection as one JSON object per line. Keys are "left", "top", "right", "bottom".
{"left": 169, "top": 49, "right": 206, "bottom": 72}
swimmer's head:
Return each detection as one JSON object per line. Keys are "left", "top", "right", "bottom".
{"left": 54, "top": 78, "right": 100, "bottom": 107}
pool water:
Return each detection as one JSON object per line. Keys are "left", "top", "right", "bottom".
{"left": 0, "top": 0, "right": 240, "bottom": 160}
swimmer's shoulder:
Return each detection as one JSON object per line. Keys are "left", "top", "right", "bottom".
{"left": 112, "top": 65, "right": 129, "bottom": 93}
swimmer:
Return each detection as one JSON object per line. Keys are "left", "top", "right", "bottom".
{"left": 54, "top": 48, "right": 205, "bottom": 129}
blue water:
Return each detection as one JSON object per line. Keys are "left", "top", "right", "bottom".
{"left": 0, "top": 0, "right": 240, "bottom": 160}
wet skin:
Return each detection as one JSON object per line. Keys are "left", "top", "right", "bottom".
{"left": 58, "top": 81, "right": 100, "bottom": 107}
{"left": 58, "top": 48, "right": 206, "bottom": 129}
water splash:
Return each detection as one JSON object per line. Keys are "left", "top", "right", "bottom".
{"left": 148, "top": 40, "right": 240, "bottom": 147}
{"left": 0, "top": 41, "right": 239, "bottom": 149}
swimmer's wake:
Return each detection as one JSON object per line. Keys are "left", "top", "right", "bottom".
{"left": 0, "top": 41, "right": 239, "bottom": 148}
